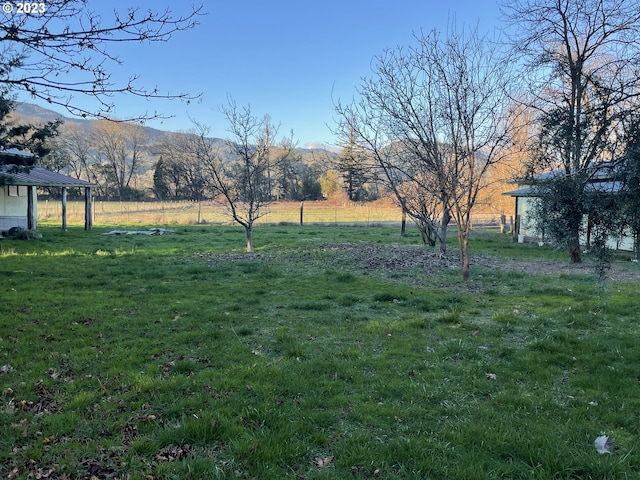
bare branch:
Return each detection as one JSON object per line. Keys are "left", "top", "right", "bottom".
{"left": 0, "top": 1, "right": 204, "bottom": 121}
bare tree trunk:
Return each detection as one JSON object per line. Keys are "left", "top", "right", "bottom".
{"left": 401, "top": 209, "right": 406, "bottom": 236}
{"left": 245, "top": 225, "right": 253, "bottom": 253}
{"left": 439, "top": 208, "right": 451, "bottom": 255}
{"left": 569, "top": 239, "right": 582, "bottom": 264}
{"left": 459, "top": 230, "right": 470, "bottom": 281}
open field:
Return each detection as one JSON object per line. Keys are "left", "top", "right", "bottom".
{"left": 1, "top": 224, "right": 640, "bottom": 479}
{"left": 37, "top": 199, "right": 503, "bottom": 228}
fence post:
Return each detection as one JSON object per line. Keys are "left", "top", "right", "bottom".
{"left": 299, "top": 200, "right": 304, "bottom": 226}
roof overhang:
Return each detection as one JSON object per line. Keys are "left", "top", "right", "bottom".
{"left": 0, "top": 165, "right": 95, "bottom": 188}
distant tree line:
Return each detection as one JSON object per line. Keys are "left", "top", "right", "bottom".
{"left": 34, "top": 116, "right": 378, "bottom": 204}
{"left": 151, "top": 127, "right": 326, "bottom": 203}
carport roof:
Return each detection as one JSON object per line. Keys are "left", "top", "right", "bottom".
{"left": 0, "top": 165, "right": 95, "bottom": 188}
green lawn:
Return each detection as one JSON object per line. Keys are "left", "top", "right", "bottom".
{"left": 1, "top": 224, "right": 639, "bottom": 479}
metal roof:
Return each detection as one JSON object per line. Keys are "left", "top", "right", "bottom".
{"left": 503, "top": 180, "right": 624, "bottom": 197}
{"left": 0, "top": 165, "right": 95, "bottom": 187}
{"left": 503, "top": 163, "right": 624, "bottom": 198}
{"left": 1, "top": 148, "right": 36, "bottom": 159}
{"left": 502, "top": 186, "right": 541, "bottom": 197}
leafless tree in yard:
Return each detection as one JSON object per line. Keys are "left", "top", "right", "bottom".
{"left": 189, "top": 100, "right": 296, "bottom": 253}
{"left": 334, "top": 26, "right": 514, "bottom": 280}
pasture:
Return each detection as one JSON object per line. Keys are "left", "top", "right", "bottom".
{"left": 1, "top": 221, "right": 640, "bottom": 479}
{"left": 37, "top": 199, "right": 500, "bottom": 228}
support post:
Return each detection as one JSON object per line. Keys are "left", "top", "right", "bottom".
{"left": 84, "top": 187, "right": 93, "bottom": 230}
{"left": 27, "top": 186, "right": 37, "bottom": 230}
{"left": 61, "top": 187, "right": 67, "bottom": 231}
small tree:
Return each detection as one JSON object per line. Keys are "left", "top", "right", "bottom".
{"left": 396, "top": 172, "right": 449, "bottom": 247}
{"left": 336, "top": 128, "right": 371, "bottom": 201}
{"left": 319, "top": 170, "right": 342, "bottom": 200}
{"left": 152, "top": 157, "right": 170, "bottom": 200}
{"left": 193, "top": 100, "right": 295, "bottom": 252}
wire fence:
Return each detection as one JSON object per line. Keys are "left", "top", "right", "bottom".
{"left": 38, "top": 199, "right": 505, "bottom": 228}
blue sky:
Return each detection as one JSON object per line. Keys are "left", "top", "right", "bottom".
{"left": 21, "top": 0, "right": 504, "bottom": 147}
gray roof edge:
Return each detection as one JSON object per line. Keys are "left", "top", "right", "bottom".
{"left": 1, "top": 166, "right": 96, "bottom": 187}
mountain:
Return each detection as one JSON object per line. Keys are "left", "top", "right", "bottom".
{"left": 12, "top": 102, "right": 174, "bottom": 141}
{"left": 14, "top": 102, "right": 83, "bottom": 124}
{"left": 11, "top": 102, "right": 338, "bottom": 158}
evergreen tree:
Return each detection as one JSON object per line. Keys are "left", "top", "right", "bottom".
{"left": 153, "top": 157, "right": 170, "bottom": 200}
{"left": 336, "top": 130, "right": 370, "bottom": 201}
{"left": 0, "top": 94, "right": 61, "bottom": 170}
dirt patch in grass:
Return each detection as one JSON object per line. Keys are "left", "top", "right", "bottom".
{"left": 337, "top": 243, "right": 640, "bottom": 282}
{"left": 208, "top": 243, "right": 640, "bottom": 282}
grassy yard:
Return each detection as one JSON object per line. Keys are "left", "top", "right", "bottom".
{"left": 1, "top": 223, "right": 639, "bottom": 479}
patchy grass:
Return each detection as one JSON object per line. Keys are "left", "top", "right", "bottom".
{"left": 1, "top": 224, "right": 640, "bottom": 479}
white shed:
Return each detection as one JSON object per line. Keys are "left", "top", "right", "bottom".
{"left": 503, "top": 167, "right": 634, "bottom": 252}
{"left": 1, "top": 149, "right": 95, "bottom": 232}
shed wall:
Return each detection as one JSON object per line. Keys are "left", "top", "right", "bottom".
{"left": 516, "top": 195, "right": 634, "bottom": 252}
{"left": 0, "top": 185, "right": 28, "bottom": 231}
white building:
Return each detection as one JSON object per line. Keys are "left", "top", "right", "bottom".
{"left": 1, "top": 149, "right": 94, "bottom": 232}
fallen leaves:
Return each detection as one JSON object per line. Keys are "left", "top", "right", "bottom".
{"left": 8, "top": 465, "right": 57, "bottom": 480}
{"left": 155, "top": 444, "right": 192, "bottom": 462}
{"left": 10, "top": 381, "right": 59, "bottom": 414}
{"left": 162, "top": 360, "right": 175, "bottom": 374}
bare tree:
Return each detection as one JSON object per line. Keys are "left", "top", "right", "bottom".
{"left": 155, "top": 131, "right": 208, "bottom": 201}
{"left": 396, "top": 170, "right": 449, "bottom": 247}
{"left": 191, "top": 100, "right": 295, "bottom": 252}
{"left": 334, "top": 93, "right": 452, "bottom": 256}
{"left": 430, "top": 29, "right": 515, "bottom": 279}
{"left": 335, "top": 27, "right": 514, "bottom": 279}
{"left": 502, "top": 0, "right": 640, "bottom": 262}
{"left": 0, "top": 2, "right": 203, "bottom": 121}
{"left": 91, "top": 120, "right": 149, "bottom": 200}
{"left": 55, "top": 124, "right": 93, "bottom": 180}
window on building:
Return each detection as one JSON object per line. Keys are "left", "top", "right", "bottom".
{"left": 7, "top": 185, "right": 27, "bottom": 197}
